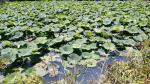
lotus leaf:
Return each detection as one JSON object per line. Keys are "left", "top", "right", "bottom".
{"left": 2, "top": 41, "right": 12, "bottom": 47}
{"left": 86, "top": 59, "right": 97, "bottom": 67}
{"left": 18, "top": 48, "right": 32, "bottom": 57}
{"left": 1, "top": 48, "right": 17, "bottom": 62}
{"left": 67, "top": 54, "right": 81, "bottom": 65}
{"left": 133, "top": 32, "right": 148, "bottom": 42}
{"left": 103, "top": 42, "right": 116, "bottom": 50}
{"left": 103, "top": 18, "right": 112, "bottom": 25}
{"left": 59, "top": 45, "right": 73, "bottom": 54}
{"left": 34, "top": 37, "right": 47, "bottom": 44}
{"left": 111, "top": 25, "right": 124, "bottom": 33}
{"left": 82, "top": 52, "right": 92, "bottom": 58}
{"left": 10, "top": 32, "right": 23, "bottom": 40}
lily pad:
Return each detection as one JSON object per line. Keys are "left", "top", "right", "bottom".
{"left": 1, "top": 48, "right": 17, "bottom": 62}
{"left": 103, "top": 42, "right": 116, "bottom": 50}
{"left": 103, "top": 18, "right": 112, "bottom": 25}
{"left": 18, "top": 48, "right": 32, "bottom": 57}
{"left": 10, "top": 32, "right": 23, "bottom": 40}
{"left": 59, "top": 45, "right": 73, "bottom": 54}
{"left": 67, "top": 54, "right": 81, "bottom": 65}
{"left": 111, "top": 25, "right": 124, "bottom": 33}
{"left": 34, "top": 37, "right": 47, "bottom": 44}
{"left": 82, "top": 52, "right": 91, "bottom": 59}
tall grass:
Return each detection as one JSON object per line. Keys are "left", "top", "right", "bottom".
{"left": 102, "top": 40, "right": 150, "bottom": 84}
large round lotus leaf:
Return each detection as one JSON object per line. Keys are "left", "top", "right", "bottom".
{"left": 68, "top": 25, "right": 77, "bottom": 31}
{"left": 2, "top": 41, "right": 12, "bottom": 47}
{"left": 1, "top": 48, "right": 17, "bottom": 62}
{"left": 40, "top": 25, "right": 50, "bottom": 32}
{"left": 18, "top": 48, "right": 32, "bottom": 57}
{"left": 81, "top": 44, "right": 91, "bottom": 50}
{"left": 84, "top": 31, "right": 95, "bottom": 37}
{"left": 13, "top": 41, "right": 26, "bottom": 48}
{"left": 48, "top": 40, "right": 56, "bottom": 46}
{"left": 103, "top": 42, "right": 116, "bottom": 50}
{"left": 67, "top": 54, "right": 81, "bottom": 64}
{"left": 59, "top": 45, "right": 73, "bottom": 54}
{"left": 139, "top": 18, "right": 148, "bottom": 26}
{"left": 89, "top": 37, "right": 97, "bottom": 42}
{"left": 78, "top": 60, "right": 87, "bottom": 66}
{"left": 101, "top": 32, "right": 112, "bottom": 38}
{"left": 76, "top": 38, "right": 87, "bottom": 43}
{"left": 90, "top": 52, "right": 100, "bottom": 60}
{"left": 82, "top": 52, "right": 91, "bottom": 58}
{"left": 123, "top": 39, "right": 136, "bottom": 46}
{"left": 133, "top": 32, "right": 148, "bottom": 42}
{"left": 96, "top": 37, "right": 110, "bottom": 43}
{"left": 72, "top": 43, "right": 82, "bottom": 48}
{"left": 93, "top": 28, "right": 102, "bottom": 33}
{"left": 27, "top": 42, "right": 38, "bottom": 51}
{"left": 125, "top": 26, "right": 140, "bottom": 34}
{"left": 103, "top": 18, "right": 112, "bottom": 25}
{"left": 64, "top": 36, "right": 73, "bottom": 42}
{"left": 34, "top": 37, "right": 47, "bottom": 44}
{"left": 112, "top": 37, "right": 124, "bottom": 46}
{"left": 54, "top": 33, "right": 60, "bottom": 37}
{"left": 77, "top": 22, "right": 90, "bottom": 29}
{"left": 74, "top": 33, "right": 82, "bottom": 38}
{"left": 75, "top": 28, "right": 84, "bottom": 33}
{"left": 89, "top": 43, "right": 97, "bottom": 49}
{"left": 97, "top": 49, "right": 107, "bottom": 56}
{"left": 53, "top": 36, "right": 64, "bottom": 42}
{"left": 111, "top": 25, "right": 124, "bottom": 32}
{"left": 10, "top": 32, "right": 23, "bottom": 40}
{"left": 51, "top": 27, "right": 60, "bottom": 32}
{"left": 85, "top": 59, "right": 97, "bottom": 67}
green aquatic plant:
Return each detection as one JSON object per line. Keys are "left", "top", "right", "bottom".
{"left": 104, "top": 40, "right": 150, "bottom": 84}
{"left": 0, "top": 1, "right": 149, "bottom": 72}
{"left": 3, "top": 68, "right": 44, "bottom": 84}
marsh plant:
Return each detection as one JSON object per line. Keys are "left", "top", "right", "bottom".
{"left": 103, "top": 40, "right": 150, "bottom": 84}
{"left": 0, "top": 1, "right": 150, "bottom": 84}
{"left": 3, "top": 68, "right": 44, "bottom": 84}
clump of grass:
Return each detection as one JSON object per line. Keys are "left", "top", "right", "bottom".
{"left": 3, "top": 68, "right": 44, "bottom": 84}
{"left": 103, "top": 40, "right": 150, "bottom": 84}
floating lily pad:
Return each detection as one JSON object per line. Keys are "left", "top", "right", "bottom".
{"left": 67, "top": 54, "right": 81, "bottom": 65}
{"left": 103, "top": 18, "right": 112, "bottom": 25}
{"left": 1, "top": 48, "right": 17, "bottom": 62}
{"left": 103, "top": 42, "right": 116, "bottom": 50}
{"left": 59, "top": 45, "right": 73, "bottom": 54}
{"left": 18, "top": 48, "right": 32, "bottom": 57}
{"left": 111, "top": 25, "right": 124, "bottom": 33}
{"left": 10, "top": 32, "right": 23, "bottom": 40}
{"left": 34, "top": 37, "right": 47, "bottom": 44}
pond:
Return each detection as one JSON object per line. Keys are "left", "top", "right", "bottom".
{"left": 43, "top": 56, "right": 127, "bottom": 84}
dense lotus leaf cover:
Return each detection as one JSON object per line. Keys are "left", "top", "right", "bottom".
{"left": 0, "top": 1, "right": 150, "bottom": 69}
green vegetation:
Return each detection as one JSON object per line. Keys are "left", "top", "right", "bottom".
{"left": 0, "top": 1, "right": 150, "bottom": 84}
{"left": 104, "top": 40, "right": 150, "bottom": 84}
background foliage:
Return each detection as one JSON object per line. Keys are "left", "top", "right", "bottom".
{"left": 0, "top": 1, "right": 150, "bottom": 72}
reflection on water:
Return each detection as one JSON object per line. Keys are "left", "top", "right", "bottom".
{"left": 43, "top": 56, "right": 127, "bottom": 84}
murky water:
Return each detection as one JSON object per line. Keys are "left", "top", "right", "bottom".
{"left": 0, "top": 51, "right": 127, "bottom": 84}
{"left": 43, "top": 56, "right": 127, "bottom": 84}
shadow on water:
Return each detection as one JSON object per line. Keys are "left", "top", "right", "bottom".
{"left": 43, "top": 56, "right": 127, "bottom": 84}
